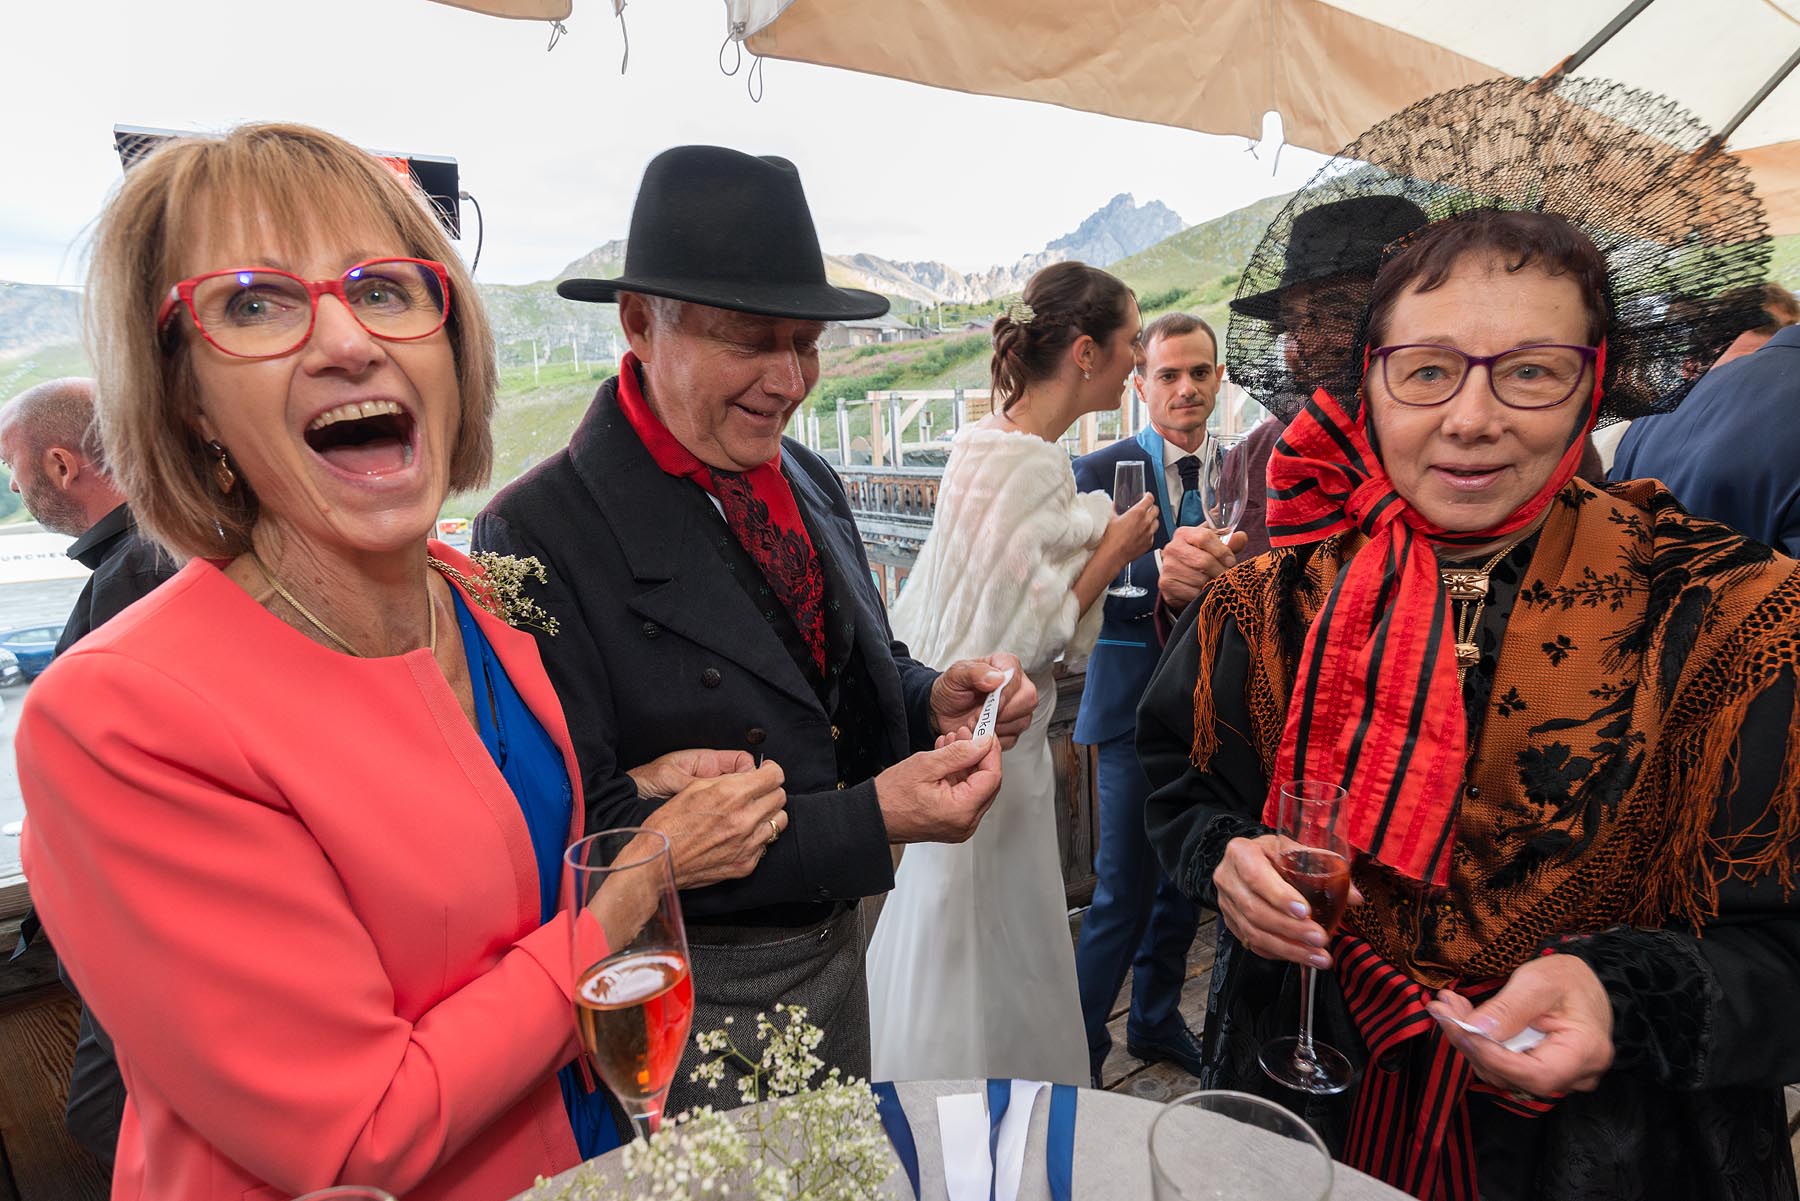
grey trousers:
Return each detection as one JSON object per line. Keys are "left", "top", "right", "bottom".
{"left": 668, "top": 902, "right": 870, "bottom": 1118}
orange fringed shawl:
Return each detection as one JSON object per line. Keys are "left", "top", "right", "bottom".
{"left": 1191, "top": 478, "right": 1800, "bottom": 974}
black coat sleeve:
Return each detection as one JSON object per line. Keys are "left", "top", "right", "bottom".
{"left": 1557, "top": 667, "right": 1800, "bottom": 1091}
{"left": 1139, "top": 607, "right": 1271, "bottom": 908}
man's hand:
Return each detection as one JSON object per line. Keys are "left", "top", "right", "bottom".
{"left": 874, "top": 730, "right": 1003, "bottom": 844}
{"left": 930, "top": 653, "right": 1037, "bottom": 749}
{"left": 1428, "top": 954, "right": 1616, "bottom": 1097}
{"left": 627, "top": 747, "right": 756, "bottom": 799}
{"left": 1159, "top": 526, "right": 1249, "bottom": 612}
{"left": 643, "top": 762, "right": 788, "bottom": 889}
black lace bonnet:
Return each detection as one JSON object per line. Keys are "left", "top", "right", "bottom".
{"left": 1225, "top": 76, "right": 1772, "bottom": 427}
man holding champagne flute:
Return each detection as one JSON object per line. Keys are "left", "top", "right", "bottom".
{"left": 1071, "top": 313, "right": 1246, "bottom": 1086}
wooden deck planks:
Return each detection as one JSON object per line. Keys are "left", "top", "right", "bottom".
{"left": 0, "top": 986, "right": 105, "bottom": 1201}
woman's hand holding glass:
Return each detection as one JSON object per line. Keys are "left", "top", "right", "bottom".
{"left": 1428, "top": 954, "right": 1616, "bottom": 1096}
{"left": 1212, "top": 834, "right": 1364, "bottom": 970}
{"left": 1100, "top": 492, "right": 1159, "bottom": 574}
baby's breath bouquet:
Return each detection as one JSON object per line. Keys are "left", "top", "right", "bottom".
{"left": 528, "top": 1005, "right": 895, "bottom": 1201}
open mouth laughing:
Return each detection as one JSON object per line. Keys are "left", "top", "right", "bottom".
{"left": 303, "top": 399, "right": 419, "bottom": 478}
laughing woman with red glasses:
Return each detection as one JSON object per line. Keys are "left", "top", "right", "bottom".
{"left": 16, "top": 123, "right": 784, "bottom": 1201}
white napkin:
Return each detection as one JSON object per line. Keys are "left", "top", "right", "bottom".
{"left": 937, "top": 1080, "right": 1046, "bottom": 1201}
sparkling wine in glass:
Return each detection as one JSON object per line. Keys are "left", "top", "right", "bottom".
{"left": 1108, "top": 459, "right": 1148, "bottom": 598}
{"left": 566, "top": 828, "right": 695, "bottom": 1141}
{"left": 1259, "top": 781, "right": 1354, "bottom": 1095}
{"left": 1200, "top": 434, "right": 1249, "bottom": 538}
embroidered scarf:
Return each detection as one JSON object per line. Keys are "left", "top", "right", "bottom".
{"left": 614, "top": 352, "right": 828, "bottom": 675}
{"left": 1260, "top": 373, "right": 1600, "bottom": 885}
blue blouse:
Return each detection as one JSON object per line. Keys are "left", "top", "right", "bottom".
{"left": 452, "top": 591, "right": 620, "bottom": 1159}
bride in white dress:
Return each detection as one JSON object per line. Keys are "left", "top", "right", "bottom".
{"left": 866, "top": 262, "right": 1158, "bottom": 1084}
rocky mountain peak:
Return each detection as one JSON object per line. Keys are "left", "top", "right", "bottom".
{"left": 1044, "top": 193, "right": 1185, "bottom": 267}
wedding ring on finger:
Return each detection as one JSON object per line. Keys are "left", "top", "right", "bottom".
{"left": 765, "top": 816, "right": 781, "bottom": 846}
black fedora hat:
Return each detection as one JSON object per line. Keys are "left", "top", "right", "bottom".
{"left": 557, "top": 145, "right": 889, "bottom": 322}
{"left": 1228, "top": 195, "right": 1427, "bottom": 320}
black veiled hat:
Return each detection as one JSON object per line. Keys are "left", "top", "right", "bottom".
{"left": 1228, "top": 195, "right": 1428, "bottom": 320}
{"left": 1225, "top": 76, "right": 1771, "bottom": 425}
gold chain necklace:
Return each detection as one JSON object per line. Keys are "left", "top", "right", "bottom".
{"left": 247, "top": 553, "right": 437, "bottom": 658}
{"left": 1441, "top": 541, "right": 1522, "bottom": 683}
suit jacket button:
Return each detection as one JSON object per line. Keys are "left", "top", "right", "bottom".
{"left": 642, "top": 621, "right": 660, "bottom": 639}
{"left": 702, "top": 668, "right": 722, "bottom": 688}
{"left": 746, "top": 727, "right": 767, "bottom": 746}
{"left": 835, "top": 780, "right": 846, "bottom": 790}
{"left": 830, "top": 724, "right": 841, "bottom": 741}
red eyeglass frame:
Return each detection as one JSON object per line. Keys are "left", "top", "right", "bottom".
{"left": 156, "top": 257, "right": 454, "bottom": 360}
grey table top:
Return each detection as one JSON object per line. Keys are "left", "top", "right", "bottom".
{"left": 512, "top": 1079, "right": 1412, "bottom": 1200}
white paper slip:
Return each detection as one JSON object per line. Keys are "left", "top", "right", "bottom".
{"left": 2, "top": 820, "right": 20, "bottom": 837}
{"left": 992, "top": 1080, "right": 1046, "bottom": 1201}
{"left": 937, "top": 1092, "right": 991, "bottom": 1201}
{"left": 1441, "top": 1015, "right": 1548, "bottom": 1053}
{"left": 971, "top": 668, "right": 1016, "bottom": 742}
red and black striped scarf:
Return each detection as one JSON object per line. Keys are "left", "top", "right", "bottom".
{"left": 615, "top": 351, "right": 828, "bottom": 674}
{"left": 1335, "top": 933, "right": 1557, "bottom": 1201}
{"left": 1263, "top": 368, "right": 1601, "bottom": 885}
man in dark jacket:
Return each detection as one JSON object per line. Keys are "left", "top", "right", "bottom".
{"left": 1070, "top": 314, "right": 1243, "bottom": 1083}
{"left": 0, "top": 377, "right": 175, "bottom": 1172}
{"left": 475, "top": 147, "right": 1029, "bottom": 1106}
{"left": 1611, "top": 325, "right": 1800, "bottom": 556}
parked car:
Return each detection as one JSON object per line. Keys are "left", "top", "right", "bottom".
{"left": 0, "top": 624, "right": 63, "bottom": 680}
{"left": 0, "top": 648, "right": 23, "bottom": 689}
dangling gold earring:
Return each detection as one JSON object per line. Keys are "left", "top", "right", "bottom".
{"left": 207, "top": 440, "right": 237, "bottom": 494}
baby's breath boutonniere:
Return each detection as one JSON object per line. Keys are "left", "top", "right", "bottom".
{"left": 428, "top": 551, "right": 561, "bottom": 636}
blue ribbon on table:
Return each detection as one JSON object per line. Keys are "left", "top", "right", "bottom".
{"left": 874, "top": 1081, "right": 922, "bottom": 1198}
{"left": 871, "top": 1080, "right": 1078, "bottom": 1201}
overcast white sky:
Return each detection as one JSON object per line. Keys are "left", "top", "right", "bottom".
{"left": 0, "top": 0, "right": 1330, "bottom": 288}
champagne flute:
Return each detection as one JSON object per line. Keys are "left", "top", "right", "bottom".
{"left": 565, "top": 828, "right": 695, "bottom": 1141}
{"left": 1200, "top": 434, "right": 1249, "bottom": 538}
{"left": 1258, "top": 781, "right": 1354, "bottom": 1095}
{"left": 1108, "top": 459, "right": 1148, "bottom": 598}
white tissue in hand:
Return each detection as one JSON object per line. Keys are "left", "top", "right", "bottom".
{"left": 1446, "top": 1016, "right": 1547, "bottom": 1053}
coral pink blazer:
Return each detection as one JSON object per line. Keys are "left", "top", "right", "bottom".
{"left": 19, "top": 543, "right": 587, "bottom": 1201}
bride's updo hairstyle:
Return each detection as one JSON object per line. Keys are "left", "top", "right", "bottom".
{"left": 990, "top": 261, "right": 1135, "bottom": 413}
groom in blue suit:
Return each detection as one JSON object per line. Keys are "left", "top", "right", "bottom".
{"left": 1071, "top": 313, "right": 1244, "bottom": 1083}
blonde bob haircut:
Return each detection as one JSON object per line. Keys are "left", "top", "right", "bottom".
{"left": 85, "top": 122, "right": 496, "bottom": 560}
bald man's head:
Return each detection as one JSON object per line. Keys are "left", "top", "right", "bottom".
{"left": 0, "top": 377, "right": 122, "bottom": 537}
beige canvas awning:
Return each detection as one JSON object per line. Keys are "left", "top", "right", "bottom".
{"left": 425, "top": 0, "right": 1800, "bottom": 233}
{"left": 746, "top": 0, "right": 1800, "bottom": 233}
